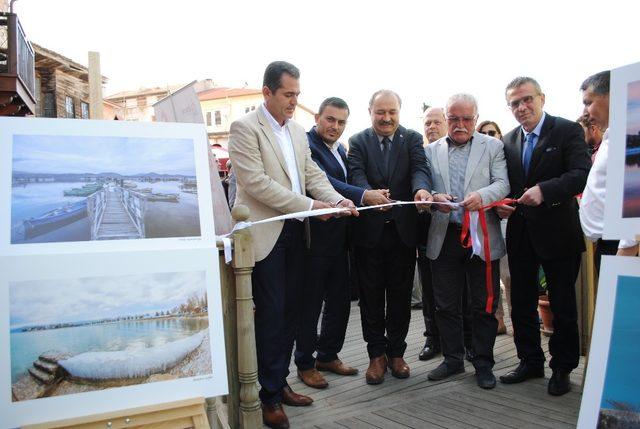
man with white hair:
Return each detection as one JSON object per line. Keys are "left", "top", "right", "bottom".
{"left": 425, "top": 93, "right": 510, "bottom": 389}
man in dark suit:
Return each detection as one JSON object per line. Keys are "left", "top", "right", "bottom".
{"left": 295, "top": 97, "right": 391, "bottom": 389}
{"left": 348, "top": 89, "right": 432, "bottom": 385}
{"left": 496, "top": 77, "right": 591, "bottom": 396}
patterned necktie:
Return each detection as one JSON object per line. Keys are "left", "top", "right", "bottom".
{"left": 523, "top": 132, "right": 536, "bottom": 176}
{"left": 381, "top": 137, "right": 391, "bottom": 178}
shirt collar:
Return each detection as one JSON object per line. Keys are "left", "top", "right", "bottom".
{"left": 376, "top": 132, "right": 395, "bottom": 143}
{"left": 261, "top": 103, "right": 289, "bottom": 130}
{"left": 522, "top": 111, "right": 546, "bottom": 138}
{"left": 446, "top": 135, "right": 473, "bottom": 147}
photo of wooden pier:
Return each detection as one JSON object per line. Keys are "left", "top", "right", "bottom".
{"left": 10, "top": 134, "right": 202, "bottom": 244}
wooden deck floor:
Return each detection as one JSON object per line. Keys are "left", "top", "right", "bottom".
{"left": 284, "top": 302, "right": 584, "bottom": 429}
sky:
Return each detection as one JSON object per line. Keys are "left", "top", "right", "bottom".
{"left": 13, "top": 135, "right": 196, "bottom": 175}
{"left": 13, "top": 0, "right": 639, "bottom": 141}
{"left": 628, "top": 81, "right": 640, "bottom": 135}
{"left": 10, "top": 271, "right": 207, "bottom": 327}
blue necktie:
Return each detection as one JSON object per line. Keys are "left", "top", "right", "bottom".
{"left": 523, "top": 132, "right": 536, "bottom": 176}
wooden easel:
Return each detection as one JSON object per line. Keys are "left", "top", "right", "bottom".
{"left": 22, "top": 397, "right": 210, "bottom": 429}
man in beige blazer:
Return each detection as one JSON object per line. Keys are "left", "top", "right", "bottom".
{"left": 228, "top": 61, "right": 355, "bottom": 429}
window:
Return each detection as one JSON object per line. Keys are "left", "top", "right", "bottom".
{"left": 245, "top": 105, "right": 256, "bottom": 113}
{"left": 215, "top": 110, "right": 221, "bottom": 126}
{"left": 43, "top": 92, "right": 56, "bottom": 117}
{"left": 206, "top": 112, "right": 212, "bottom": 126}
{"left": 65, "top": 96, "right": 75, "bottom": 118}
{"left": 81, "top": 102, "right": 89, "bottom": 119}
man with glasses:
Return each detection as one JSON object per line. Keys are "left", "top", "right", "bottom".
{"left": 496, "top": 77, "right": 590, "bottom": 396}
{"left": 425, "top": 93, "right": 509, "bottom": 389}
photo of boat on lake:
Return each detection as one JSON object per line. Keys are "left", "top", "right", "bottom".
{"left": 10, "top": 134, "right": 202, "bottom": 244}
{"left": 9, "top": 270, "right": 212, "bottom": 402}
{"left": 623, "top": 79, "right": 640, "bottom": 218}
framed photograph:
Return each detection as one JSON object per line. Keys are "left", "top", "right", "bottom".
{"left": 604, "top": 61, "right": 640, "bottom": 239}
{"left": 577, "top": 256, "right": 640, "bottom": 428}
{"left": 0, "top": 117, "right": 216, "bottom": 255}
{"left": 0, "top": 248, "right": 227, "bottom": 427}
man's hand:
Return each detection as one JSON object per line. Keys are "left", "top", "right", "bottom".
{"left": 617, "top": 244, "right": 639, "bottom": 257}
{"left": 312, "top": 200, "right": 334, "bottom": 221}
{"left": 461, "top": 191, "right": 483, "bottom": 212}
{"left": 495, "top": 204, "right": 516, "bottom": 219}
{"left": 414, "top": 189, "right": 433, "bottom": 213}
{"left": 518, "top": 185, "right": 544, "bottom": 206}
{"left": 432, "top": 193, "right": 455, "bottom": 213}
{"left": 336, "top": 199, "right": 359, "bottom": 217}
{"left": 363, "top": 189, "right": 391, "bottom": 207}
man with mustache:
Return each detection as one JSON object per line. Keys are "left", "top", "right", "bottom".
{"left": 496, "top": 76, "right": 591, "bottom": 396}
{"left": 294, "top": 97, "right": 391, "bottom": 389}
{"left": 425, "top": 93, "right": 509, "bottom": 389}
{"left": 348, "top": 89, "right": 432, "bottom": 385}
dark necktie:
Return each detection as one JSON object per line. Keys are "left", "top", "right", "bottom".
{"left": 523, "top": 132, "right": 536, "bottom": 176}
{"left": 381, "top": 137, "right": 391, "bottom": 178}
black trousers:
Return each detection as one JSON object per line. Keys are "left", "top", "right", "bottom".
{"left": 252, "top": 220, "right": 304, "bottom": 406}
{"left": 418, "top": 245, "right": 472, "bottom": 347}
{"left": 356, "top": 222, "right": 415, "bottom": 358}
{"left": 595, "top": 238, "right": 619, "bottom": 276}
{"left": 294, "top": 249, "right": 351, "bottom": 370}
{"left": 431, "top": 226, "right": 500, "bottom": 369}
{"left": 508, "top": 230, "right": 580, "bottom": 371}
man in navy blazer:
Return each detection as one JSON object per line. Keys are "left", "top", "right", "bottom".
{"left": 294, "top": 97, "right": 391, "bottom": 389}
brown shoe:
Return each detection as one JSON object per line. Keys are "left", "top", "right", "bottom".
{"left": 282, "top": 385, "right": 313, "bottom": 406}
{"left": 365, "top": 356, "right": 387, "bottom": 385}
{"left": 262, "top": 403, "right": 289, "bottom": 429}
{"left": 388, "top": 357, "right": 410, "bottom": 379}
{"left": 297, "top": 368, "right": 328, "bottom": 389}
{"left": 316, "top": 359, "right": 358, "bottom": 376}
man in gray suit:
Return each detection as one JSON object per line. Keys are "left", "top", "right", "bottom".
{"left": 424, "top": 93, "right": 509, "bottom": 389}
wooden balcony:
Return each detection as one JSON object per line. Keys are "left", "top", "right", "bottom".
{"left": 0, "top": 12, "right": 36, "bottom": 116}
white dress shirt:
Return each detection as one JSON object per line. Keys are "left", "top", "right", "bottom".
{"left": 579, "top": 129, "right": 637, "bottom": 249}
{"left": 324, "top": 142, "right": 347, "bottom": 178}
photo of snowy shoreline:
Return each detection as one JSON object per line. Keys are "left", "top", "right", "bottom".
{"left": 10, "top": 134, "right": 201, "bottom": 244}
{"left": 9, "top": 270, "right": 212, "bottom": 402}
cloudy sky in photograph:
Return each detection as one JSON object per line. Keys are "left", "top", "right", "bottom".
{"left": 10, "top": 271, "right": 207, "bottom": 328}
{"left": 14, "top": 0, "right": 637, "bottom": 141}
{"left": 627, "top": 80, "right": 640, "bottom": 135}
{"left": 12, "top": 135, "right": 196, "bottom": 175}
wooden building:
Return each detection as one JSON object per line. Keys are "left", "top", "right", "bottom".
{"left": 33, "top": 43, "right": 107, "bottom": 119}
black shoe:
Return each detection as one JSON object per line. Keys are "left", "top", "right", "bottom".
{"left": 427, "top": 361, "right": 465, "bottom": 381}
{"left": 499, "top": 361, "right": 545, "bottom": 384}
{"left": 418, "top": 337, "right": 441, "bottom": 361}
{"left": 548, "top": 370, "right": 571, "bottom": 396}
{"left": 475, "top": 368, "right": 496, "bottom": 389}
{"left": 465, "top": 347, "right": 476, "bottom": 362}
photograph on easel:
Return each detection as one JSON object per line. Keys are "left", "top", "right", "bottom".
{"left": 578, "top": 256, "right": 640, "bottom": 428}
{"left": 10, "top": 271, "right": 211, "bottom": 402}
{"left": 0, "top": 117, "right": 218, "bottom": 256}
{"left": 604, "top": 61, "right": 640, "bottom": 238}
{"left": 0, "top": 249, "right": 228, "bottom": 428}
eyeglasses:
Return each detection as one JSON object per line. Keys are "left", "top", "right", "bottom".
{"left": 508, "top": 95, "right": 538, "bottom": 110}
{"left": 481, "top": 130, "right": 498, "bottom": 137}
{"left": 446, "top": 115, "right": 476, "bottom": 123}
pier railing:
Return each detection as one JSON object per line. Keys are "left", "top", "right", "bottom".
{"left": 87, "top": 189, "right": 107, "bottom": 241}
{"left": 119, "top": 188, "right": 146, "bottom": 237}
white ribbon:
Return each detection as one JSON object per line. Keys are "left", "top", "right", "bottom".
{"left": 216, "top": 200, "right": 462, "bottom": 263}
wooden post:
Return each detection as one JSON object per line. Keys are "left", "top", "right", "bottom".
{"left": 88, "top": 51, "right": 103, "bottom": 120}
{"left": 230, "top": 205, "right": 261, "bottom": 428}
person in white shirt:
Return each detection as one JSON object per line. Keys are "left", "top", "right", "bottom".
{"left": 579, "top": 70, "right": 638, "bottom": 272}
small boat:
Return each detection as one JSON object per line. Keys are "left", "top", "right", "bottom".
{"left": 145, "top": 192, "right": 179, "bottom": 202}
{"left": 24, "top": 200, "right": 88, "bottom": 238}
{"left": 63, "top": 183, "right": 103, "bottom": 197}
{"left": 122, "top": 181, "right": 138, "bottom": 189}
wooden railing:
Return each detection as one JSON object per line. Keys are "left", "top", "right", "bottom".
{"left": 210, "top": 206, "right": 261, "bottom": 429}
{"left": 87, "top": 189, "right": 107, "bottom": 241}
{"left": 119, "top": 188, "right": 146, "bottom": 237}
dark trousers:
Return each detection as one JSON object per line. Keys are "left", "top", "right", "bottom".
{"left": 356, "top": 222, "right": 415, "bottom": 358}
{"left": 595, "top": 239, "right": 619, "bottom": 276}
{"left": 509, "top": 230, "right": 580, "bottom": 371}
{"left": 431, "top": 226, "right": 500, "bottom": 369}
{"left": 252, "top": 220, "right": 304, "bottom": 406}
{"left": 295, "top": 250, "right": 351, "bottom": 370}
{"left": 418, "top": 246, "right": 473, "bottom": 347}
